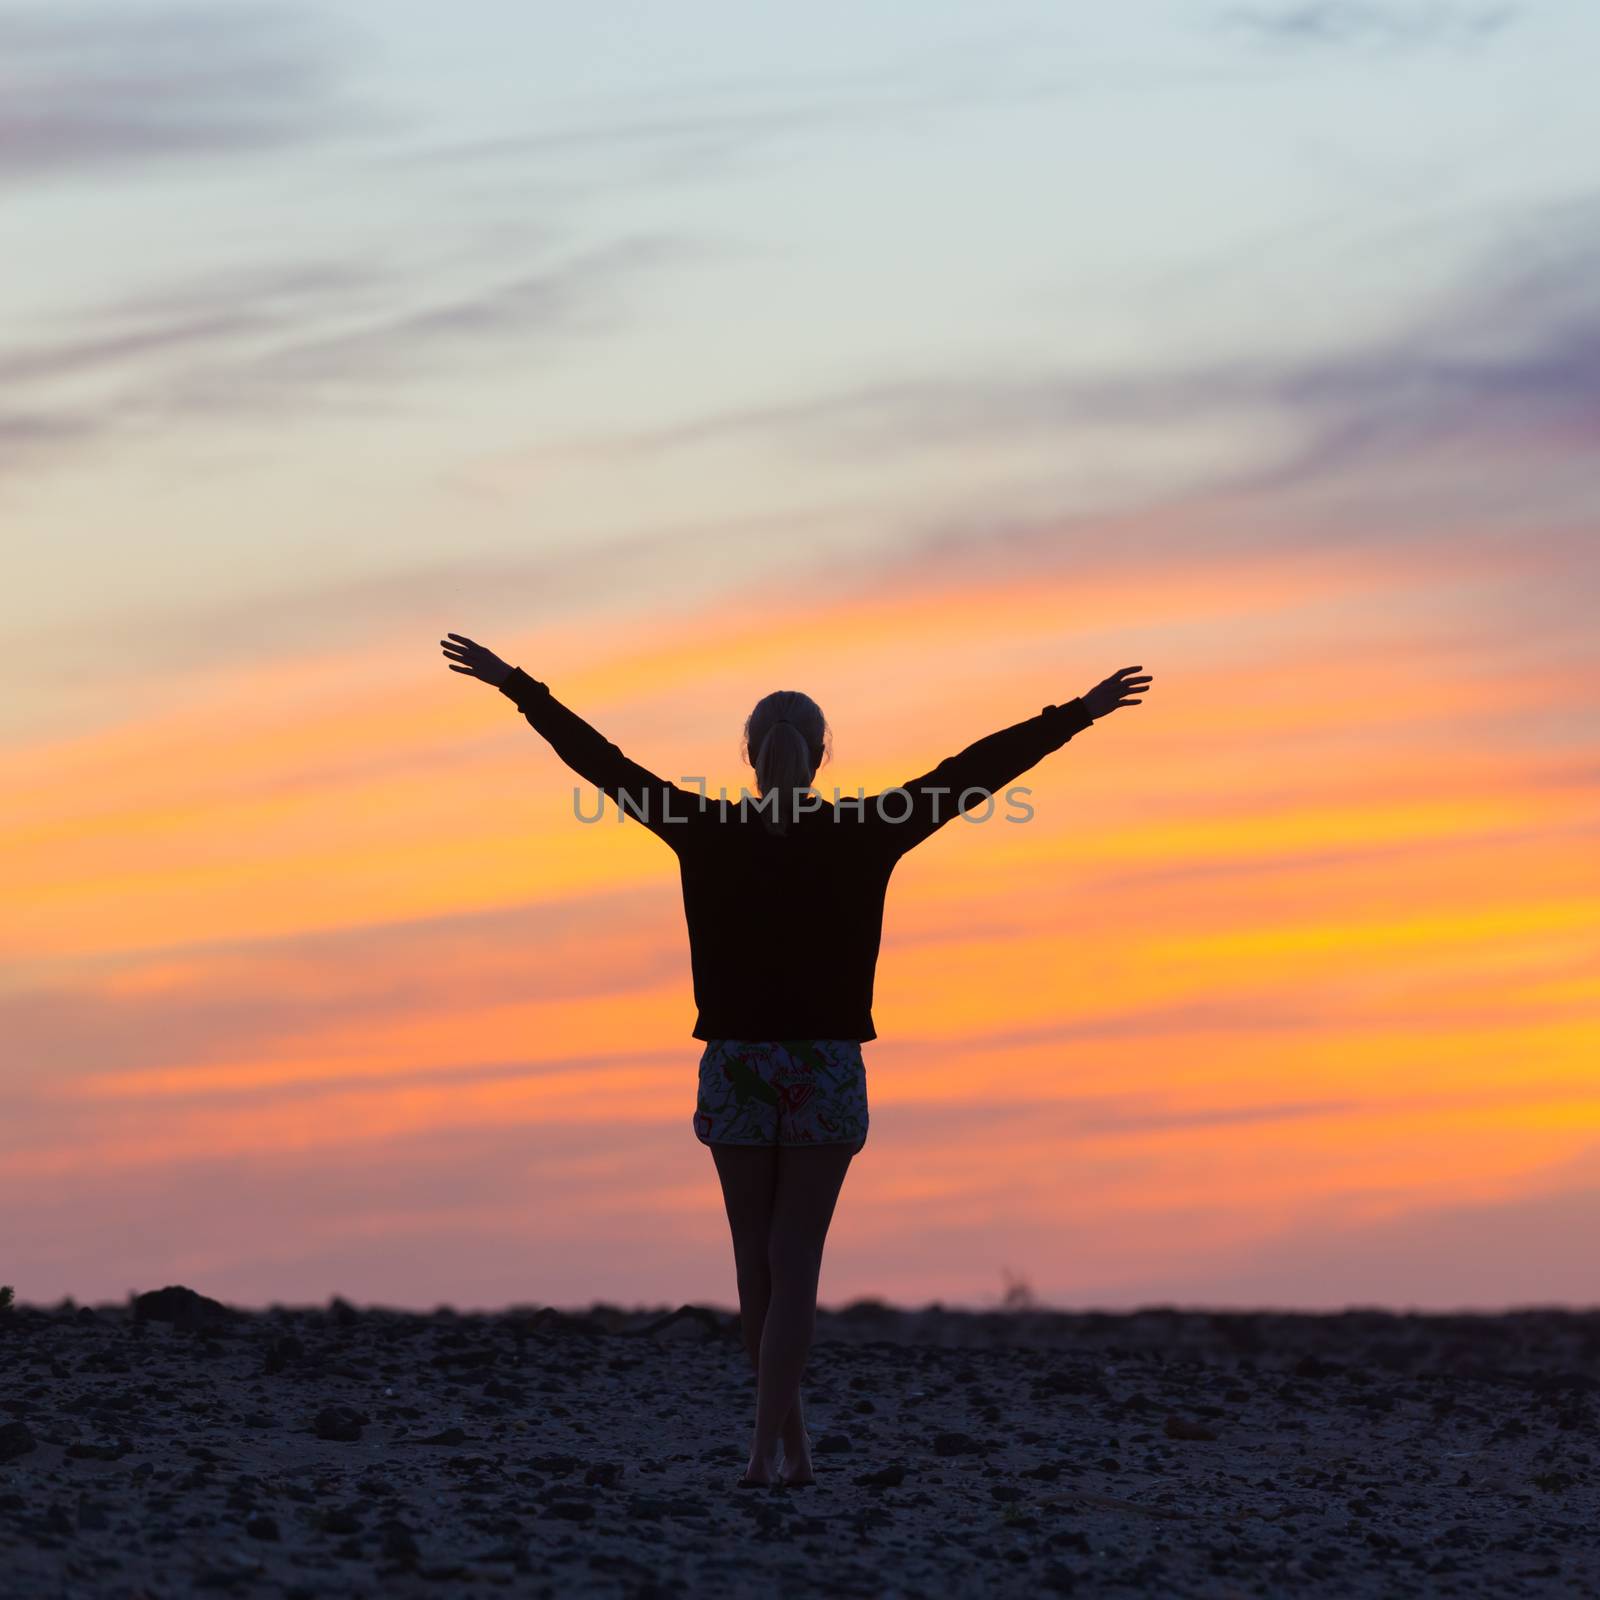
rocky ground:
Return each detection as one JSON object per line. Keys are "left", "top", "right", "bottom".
{"left": 1, "top": 1289, "right": 1597, "bottom": 1597}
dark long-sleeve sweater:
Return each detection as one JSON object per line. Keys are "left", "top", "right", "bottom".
{"left": 498, "top": 665, "right": 1097, "bottom": 1042}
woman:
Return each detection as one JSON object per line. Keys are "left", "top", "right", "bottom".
{"left": 442, "top": 631, "right": 1151, "bottom": 1487}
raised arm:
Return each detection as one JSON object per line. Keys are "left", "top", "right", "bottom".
{"left": 864, "top": 665, "right": 1151, "bottom": 856}
{"left": 442, "top": 633, "right": 707, "bottom": 845}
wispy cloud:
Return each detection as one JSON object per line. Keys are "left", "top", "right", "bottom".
{"left": 177, "top": 235, "right": 692, "bottom": 406}
{"left": 0, "top": 408, "right": 97, "bottom": 473}
{"left": 1219, "top": 0, "right": 1520, "bottom": 50}
{"left": 1141, "top": 1139, "right": 1600, "bottom": 1309}
{"left": 0, "top": 232, "right": 696, "bottom": 480}
{"left": 0, "top": 884, "right": 679, "bottom": 1095}
{"left": 525, "top": 190, "right": 1600, "bottom": 504}
{"left": 402, "top": 36, "right": 1260, "bottom": 184}
{"left": 0, "top": 3, "right": 370, "bottom": 182}
{"left": 0, "top": 263, "right": 382, "bottom": 385}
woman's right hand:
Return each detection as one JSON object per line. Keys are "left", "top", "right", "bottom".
{"left": 1081, "top": 665, "right": 1152, "bottom": 719}
{"left": 441, "top": 633, "right": 513, "bottom": 688}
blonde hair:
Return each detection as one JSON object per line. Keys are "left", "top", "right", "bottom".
{"left": 741, "top": 690, "right": 831, "bottom": 836}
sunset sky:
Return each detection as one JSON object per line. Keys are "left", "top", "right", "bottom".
{"left": 5, "top": 0, "right": 1598, "bottom": 1313}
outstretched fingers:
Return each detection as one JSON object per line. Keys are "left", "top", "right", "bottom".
{"left": 441, "top": 633, "right": 495, "bottom": 682}
{"left": 1115, "top": 665, "right": 1153, "bottom": 704}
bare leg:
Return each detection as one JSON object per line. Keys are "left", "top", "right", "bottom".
{"left": 709, "top": 1145, "right": 808, "bottom": 1476}
{"left": 733, "top": 1270, "right": 811, "bottom": 1478}
{"left": 748, "top": 1143, "right": 857, "bottom": 1482}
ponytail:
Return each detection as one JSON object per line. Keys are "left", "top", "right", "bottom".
{"left": 742, "top": 690, "right": 830, "bottom": 836}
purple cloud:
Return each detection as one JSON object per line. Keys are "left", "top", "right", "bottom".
{"left": 0, "top": 3, "right": 367, "bottom": 181}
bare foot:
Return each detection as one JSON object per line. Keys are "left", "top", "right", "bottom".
{"left": 780, "top": 1429, "right": 815, "bottom": 1487}
{"left": 738, "top": 1444, "right": 782, "bottom": 1488}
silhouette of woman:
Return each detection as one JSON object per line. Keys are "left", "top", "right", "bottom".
{"left": 442, "top": 631, "right": 1151, "bottom": 1487}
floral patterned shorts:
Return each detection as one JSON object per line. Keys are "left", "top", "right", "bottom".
{"left": 694, "top": 1039, "right": 869, "bottom": 1149}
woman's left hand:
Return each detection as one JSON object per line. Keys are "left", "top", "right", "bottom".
{"left": 441, "top": 633, "right": 513, "bottom": 688}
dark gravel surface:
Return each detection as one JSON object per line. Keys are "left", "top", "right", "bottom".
{"left": 2, "top": 1290, "right": 1598, "bottom": 1596}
